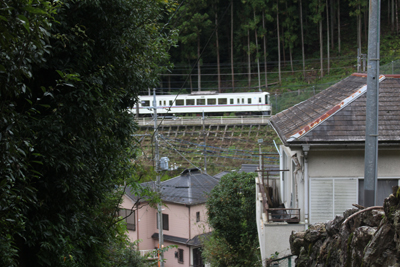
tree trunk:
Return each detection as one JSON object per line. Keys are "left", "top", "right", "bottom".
{"left": 300, "top": 0, "right": 305, "bottom": 79}
{"left": 254, "top": 11, "right": 261, "bottom": 91}
{"left": 364, "top": 7, "right": 368, "bottom": 44}
{"left": 277, "top": 0, "right": 281, "bottom": 84}
{"left": 231, "top": 0, "right": 234, "bottom": 90}
{"left": 358, "top": 5, "right": 361, "bottom": 54}
{"left": 215, "top": 11, "right": 221, "bottom": 92}
{"left": 189, "top": 60, "right": 193, "bottom": 92}
{"left": 338, "top": 0, "right": 341, "bottom": 54}
{"left": 396, "top": 0, "right": 399, "bottom": 34}
{"left": 197, "top": 36, "right": 201, "bottom": 91}
{"left": 319, "top": 0, "right": 323, "bottom": 77}
{"left": 248, "top": 28, "right": 251, "bottom": 88}
{"left": 326, "top": 0, "right": 330, "bottom": 75}
{"left": 393, "top": 0, "right": 395, "bottom": 33}
{"left": 289, "top": 46, "right": 293, "bottom": 74}
{"left": 262, "top": 11, "right": 268, "bottom": 89}
{"left": 330, "top": 0, "right": 334, "bottom": 49}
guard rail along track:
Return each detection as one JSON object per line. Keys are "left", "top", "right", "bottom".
{"left": 136, "top": 115, "right": 271, "bottom": 126}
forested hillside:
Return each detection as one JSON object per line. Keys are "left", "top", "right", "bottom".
{"left": 155, "top": 0, "right": 400, "bottom": 97}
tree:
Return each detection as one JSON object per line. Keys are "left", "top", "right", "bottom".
{"left": 204, "top": 172, "right": 260, "bottom": 267}
{"left": 0, "top": 0, "right": 176, "bottom": 266}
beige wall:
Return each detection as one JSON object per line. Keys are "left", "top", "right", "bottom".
{"left": 190, "top": 204, "right": 211, "bottom": 239}
{"left": 308, "top": 149, "right": 400, "bottom": 178}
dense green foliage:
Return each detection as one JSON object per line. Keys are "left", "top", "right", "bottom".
{"left": 0, "top": 0, "right": 176, "bottom": 266}
{"left": 204, "top": 172, "right": 260, "bottom": 266}
{"left": 162, "top": 0, "right": 400, "bottom": 94}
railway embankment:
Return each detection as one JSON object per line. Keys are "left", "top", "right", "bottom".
{"left": 289, "top": 187, "right": 400, "bottom": 266}
{"left": 135, "top": 121, "right": 279, "bottom": 175}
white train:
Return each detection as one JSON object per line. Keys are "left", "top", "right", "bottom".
{"left": 132, "top": 91, "right": 271, "bottom": 116}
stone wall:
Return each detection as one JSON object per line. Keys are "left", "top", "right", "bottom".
{"left": 289, "top": 187, "right": 400, "bottom": 266}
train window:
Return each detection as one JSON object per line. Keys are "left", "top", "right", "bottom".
{"left": 265, "top": 95, "right": 269, "bottom": 105}
{"left": 176, "top": 99, "right": 184, "bottom": 106}
{"left": 197, "top": 99, "right": 205, "bottom": 105}
{"left": 259, "top": 97, "right": 262, "bottom": 103}
{"left": 230, "top": 99, "right": 234, "bottom": 104}
{"left": 159, "top": 101, "right": 162, "bottom": 106}
{"left": 237, "top": 98, "right": 240, "bottom": 104}
{"left": 242, "top": 98, "right": 244, "bottom": 104}
{"left": 169, "top": 100, "right": 173, "bottom": 106}
{"left": 142, "top": 100, "right": 150, "bottom": 107}
{"left": 186, "top": 99, "right": 195, "bottom": 105}
{"left": 218, "top": 98, "right": 227, "bottom": 105}
{"left": 208, "top": 99, "right": 216, "bottom": 105}
{"left": 248, "top": 98, "right": 251, "bottom": 104}
{"left": 163, "top": 101, "right": 166, "bottom": 106}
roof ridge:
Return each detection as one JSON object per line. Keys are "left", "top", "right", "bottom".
{"left": 287, "top": 75, "right": 386, "bottom": 142}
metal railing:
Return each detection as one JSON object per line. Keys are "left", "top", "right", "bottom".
{"left": 267, "top": 208, "right": 300, "bottom": 223}
{"left": 139, "top": 249, "right": 157, "bottom": 259}
{"left": 136, "top": 115, "right": 270, "bottom": 126}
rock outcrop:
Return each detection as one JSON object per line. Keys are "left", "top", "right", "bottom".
{"left": 290, "top": 187, "right": 400, "bottom": 266}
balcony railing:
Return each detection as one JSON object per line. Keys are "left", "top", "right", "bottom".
{"left": 267, "top": 208, "right": 300, "bottom": 223}
{"left": 139, "top": 249, "right": 157, "bottom": 260}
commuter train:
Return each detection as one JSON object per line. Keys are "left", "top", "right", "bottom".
{"left": 132, "top": 91, "right": 271, "bottom": 116}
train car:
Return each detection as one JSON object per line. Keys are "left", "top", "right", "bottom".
{"left": 132, "top": 91, "right": 271, "bottom": 116}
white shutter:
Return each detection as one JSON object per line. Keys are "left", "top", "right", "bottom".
{"left": 334, "top": 179, "right": 357, "bottom": 217}
{"left": 310, "top": 179, "right": 333, "bottom": 223}
{"left": 310, "top": 178, "right": 358, "bottom": 224}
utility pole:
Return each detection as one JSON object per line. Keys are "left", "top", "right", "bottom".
{"left": 364, "top": 0, "right": 381, "bottom": 207}
{"left": 202, "top": 111, "right": 207, "bottom": 174}
{"left": 153, "top": 89, "right": 164, "bottom": 267}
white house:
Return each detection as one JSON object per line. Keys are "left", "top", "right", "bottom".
{"left": 256, "top": 73, "right": 400, "bottom": 265}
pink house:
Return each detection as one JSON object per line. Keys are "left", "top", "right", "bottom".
{"left": 120, "top": 168, "right": 219, "bottom": 267}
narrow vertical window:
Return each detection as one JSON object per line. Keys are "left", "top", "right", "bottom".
{"left": 196, "top": 212, "right": 200, "bottom": 222}
{"left": 178, "top": 249, "right": 184, "bottom": 263}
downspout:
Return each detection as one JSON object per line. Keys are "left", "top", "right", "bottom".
{"left": 302, "top": 145, "right": 310, "bottom": 230}
{"left": 188, "top": 205, "right": 191, "bottom": 266}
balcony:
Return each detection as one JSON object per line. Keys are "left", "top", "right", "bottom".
{"left": 139, "top": 249, "right": 158, "bottom": 260}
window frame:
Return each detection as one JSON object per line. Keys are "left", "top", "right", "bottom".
{"left": 119, "top": 209, "right": 135, "bottom": 231}
{"left": 157, "top": 213, "right": 169, "bottom": 230}
{"left": 196, "top": 211, "right": 200, "bottom": 222}
{"left": 178, "top": 248, "right": 184, "bottom": 264}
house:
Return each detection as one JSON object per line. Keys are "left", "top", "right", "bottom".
{"left": 120, "top": 168, "right": 219, "bottom": 267}
{"left": 256, "top": 73, "right": 400, "bottom": 265}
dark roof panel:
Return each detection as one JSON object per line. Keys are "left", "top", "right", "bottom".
{"left": 126, "top": 169, "right": 219, "bottom": 206}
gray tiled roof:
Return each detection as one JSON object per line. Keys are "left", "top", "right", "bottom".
{"left": 125, "top": 168, "right": 219, "bottom": 206}
{"left": 269, "top": 74, "right": 400, "bottom": 145}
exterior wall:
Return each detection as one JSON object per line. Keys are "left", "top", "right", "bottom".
{"left": 308, "top": 149, "right": 400, "bottom": 178}
{"left": 164, "top": 203, "right": 190, "bottom": 239}
{"left": 163, "top": 241, "right": 190, "bottom": 267}
{"left": 190, "top": 204, "right": 212, "bottom": 239}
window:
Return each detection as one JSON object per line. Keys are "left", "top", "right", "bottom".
{"left": 169, "top": 100, "right": 173, "bottom": 106}
{"left": 159, "top": 100, "right": 162, "bottom": 106}
{"left": 119, "top": 209, "right": 135, "bottom": 231}
{"left": 248, "top": 98, "right": 252, "bottom": 104}
{"left": 142, "top": 100, "right": 150, "bottom": 107}
{"left": 196, "top": 212, "right": 200, "bottom": 222}
{"left": 237, "top": 98, "right": 240, "bottom": 104}
{"left": 197, "top": 99, "right": 205, "bottom": 105}
{"left": 259, "top": 97, "right": 262, "bottom": 103}
{"left": 230, "top": 99, "right": 234, "bottom": 104}
{"left": 176, "top": 99, "right": 184, "bottom": 106}
{"left": 309, "top": 178, "right": 357, "bottom": 223}
{"left": 157, "top": 213, "right": 169, "bottom": 230}
{"left": 178, "top": 249, "right": 184, "bottom": 264}
{"left": 242, "top": 98, "right": 244, "bottom": 104}
{"left": 265, "top": 95, "right": 269, "bottom": 105}
{"left": 208, "top": 98, "right": 216, "bottom": 105}
{"left": 186, "top": 99, "right": 195, "bottom": 105}
{"left": 218, "top": 98, "right": 227, "bottom": 105}
{"left": 163, "top": 101, "right": 166, "bottom": 106}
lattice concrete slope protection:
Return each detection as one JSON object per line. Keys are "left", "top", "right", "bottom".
{"left": 135, "top": 123, "right": 279, "bottom": 175}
